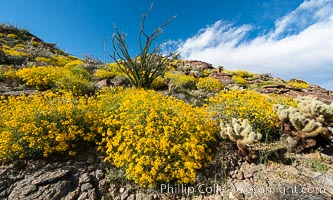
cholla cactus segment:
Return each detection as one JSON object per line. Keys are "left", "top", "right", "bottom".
{"left": 273, "top": 104, "right": 298, "bottom": 122}
{"left": 273, "top": 97, "right": 333, "bottom": 152}
{"left": 220, "top": 118, "right": 262, "bottom": 145}
{"left": 289, "top": 111, "right": 323, "bottom": 137}
{"left": 297, "top": 97, "right": 333, "bottom": 124}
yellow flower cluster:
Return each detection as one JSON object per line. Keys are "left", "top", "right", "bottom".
{"left": 0, "top": 65, "right": 17, "bottom": 80}
{"left": 207, "top": 89, "right": 278, "bottom": 136}
{"left": 1, "top": 44, "right": 27, "bottom": 57}
{"left": 286, "top": 79, "right": 310, "bottom": 89}
{"left": 16, "top": 65, "right": 92, "bottom": 95}
{"left": 7, "top": 33, "right": 18, "bottom": 39}
{"left": 165, "top": 72, "right": 196, "bottom": 89}
{"left": 196, "top": 77, "right": 224, "bottom": 92}
{"left": 64, "top": 59, "right": 84, "bottom": 68}
{"left": 150, "top": 76, "right": 167, "bottom": 90}
{"left": 94, "top": 69, "right": 115, "bottom": 79}
{"left": 16, "top": 66, "right": 62, "bottom": 90}
{"left": 232, "top": 75, "right": 248, "bottom": 86}
{"left": 94, "top": 63, "right": 125, "bottom": 80}
{"left": 51, "top": 55, "right": 73, "bottom": 67}
{"left": 224, "top": 69, "right": 254, "bottom": 78}
{"left": 0, "top": 91, "right": 103, "bottom": 160}
{"left": 99, "top": 88, "right": 217, "bottom": 187}
{"left": 34, "top": 56, "right": 74, "bottom": 67}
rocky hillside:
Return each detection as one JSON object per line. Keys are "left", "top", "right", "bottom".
{"left": 0, "top": 24, "right": 333, "bottom": 200}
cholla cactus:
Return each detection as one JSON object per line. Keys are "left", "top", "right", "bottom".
{"left": 220, "top": 118, "right": 262, "bottom": 145}
{"left": 220, "top": 118, "right": 262, "bottom": 160}
{"left": 273, "top": 96, "right": 333, "bottom": 152}
{"left": 297, "top": 97, "right": 333, "bottom": 124}
{"left": 289, "top": 111, "right": 323, "bottom": 137}
{"left": 273, "top": 104, "right": 298, "bottom": 122}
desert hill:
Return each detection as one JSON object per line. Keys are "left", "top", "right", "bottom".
{"left": 0, "top": 24, "right": 333, "bottom": 200}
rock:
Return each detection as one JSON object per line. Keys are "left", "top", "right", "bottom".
{"left": 81, "top": 183, "right": 93, "bottom": 192}
{"left": 95, "top": 169, "right": 104, "bottom": 181}
{"left": 229, "top": 191, "right": 245, "bottom": 200}
{"left": 184, "top": 60, "right": 214, "bottom": 70}
{"left": 111, "top": 76, "right": 129, "bottom": 87}
{"left": 1, "top": 90, "right": 35, "bottom": 97}
{"left": 209, "top": 72, "right": 233, "bottom": 85}
{"left": 262, "top": 84, "right": 286, "bottom": 89}
{"left": 1, "top": 152, "right": 105, "bottom": 200}
{"left": 95, "top": 79, "right": 108, "bottom": 89}
{"left": 236, "top": 171, "right": 244, "bottom": 180}
{"left": 31, "top": 169, "right": 71, "bottom": 185}
{"left": 79, "top": 173, "right": 92, "bottom": 184}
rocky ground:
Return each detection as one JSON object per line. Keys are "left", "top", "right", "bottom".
{"left": 0, "top": 147, "right": 332, "bottom": 200}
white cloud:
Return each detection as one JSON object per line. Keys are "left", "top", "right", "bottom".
{"left": 168, "top": 0, "right": 333, "bottom": 90}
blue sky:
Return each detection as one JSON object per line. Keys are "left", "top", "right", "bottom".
{"left": 1, "top": 0, "right": 333, "bottom": 90}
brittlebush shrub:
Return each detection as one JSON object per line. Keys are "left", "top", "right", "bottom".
{"left": 207, "top": 89, "right": 278, "bottom": 137}
{"left": 232, "top": 75, "right": 248, "bottom": 86}
{"left": 0, "top": 91, "right": 103, "bottom": 161}
{"left": 165, "top": 72, "right": 196, "bottom": 89}
{"left": 94, "top": 63, "right": 125, "bottom": 80}
{"left": 16, "top": 66, "right": 93, "bottom": 95}
{"left": 196, "top": 77, "right": 223, "bottom": 92}
{"left": 16, "top": 66, "right": 62, "bottom": 90}
{"left": 0, "top": 65, "right": 17, "bottom": 81}
{"left": 98, "top": 88, "right": 217, "bottom": 187}
{"left": 150, "top": 76, "right": 167, "bottom": 90}
{"left": 94, "top": 69, "right": 115, "bottom": 80}
{"left": 286, "top": 79, "right": 310, "bottom": 89}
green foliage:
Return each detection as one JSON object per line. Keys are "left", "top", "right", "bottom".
{"left": 110, "top": 4, "right": 177, "bottom": 89}
{"left": 220, "top": 118, "right": 262, "bottom": 145}
{"left": 93, "top": 63, "right": 125, "bottom": 80}
{"left": 207, "top": 89, "right": 279, "bottom": 138}
{"left": 196, "top": 77, "right": 223, "bottom": 92}
{"left": 165, "top": 72, "right": 196, "bottom": 90}
{"left": 287, "top": 79, "right": 310, "bottom": 89}
{"left": 273, "top": 97, "right": 333, "bottom": 152}
{"left": 150, "top": 76, "right": 167, "bottom": 90}
{"left": 16, "top": 66, "right": 93, "bottom": 95}
{"left": 94, "top": 69, "right": 115, "bottom": 80}
{"left": 0, "top": 91, "right": 102, "bottom": 160}
{"left": 99, "top": 88, "right": 218, "bottom": 187}
{"left": 232, "top": 75, "right": 248, "bottom": 86}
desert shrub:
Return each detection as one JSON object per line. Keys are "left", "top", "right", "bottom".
{"left": 94, "top": 69, "right": 115, "bottom": 80}
{"left": 273, "top": 97, "right": 333, "bottom": 152}
{"left": 7, "top": 33, "right": 18, "bottom": 39}
{"left": 16, "top": 66, "right": 93, "bottom": 94}
{"left": 165, "top": 72, "right": 196, "bottom": 89}
{"left": 64, "top": 59, "right": 84, "bottom": 68}
{"left": 232, "top": 75, "right": 248, "bottom": 86}
{"left": 64, "top": 65, "right": 91, "bottom": 80}
{"left": 196, "top": 77, "right": 223, "bottom": 92}
{"left": 16, "top": 66, "right": 63, "bottom": 90}
{"left": 0, "top": 65, "right": 17, "bottom": 80}
{"left": 94, "top": 63, "right": 126, "bottom": 80}
{"left": 111, "top": 5, "right": 177, "bottom": 89}
{"left": 51, "top": 55, "right": 73, "bottom": 67}
{"left": 207, "top": 89, "right": 278, "bottom": 138}
{"left": 35, "top": 57, "right": 55, "bottom": 65}
{"left": 150, "top": 76, "right": 167, "bottom": 90}
{"left": 233, "top": 70, "right": 253, "bottom": 78}
{"left": 286, "top": 79, "right": 310, "bottom": 89}
{"left": 0, "top": 91, "right": 103, "bottom": 161}
{"left": 13, "top": 43, "right": 25, "bottom": 50}
{"left": 23, "top": 39, "right": 53, "bottom": 58}
{"left": 2, "top": 45, "right": 27, "bottom": 57}
{"left": 267, "top": 94, "right": 298, "bottom": 108}
{"left": 99, "top": 88, "right": 217, "bottom": 187}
